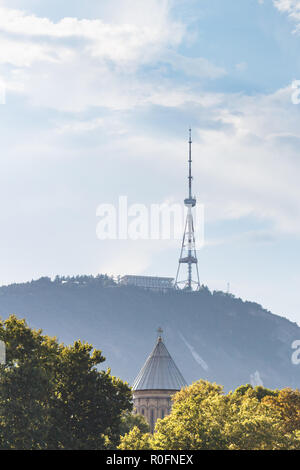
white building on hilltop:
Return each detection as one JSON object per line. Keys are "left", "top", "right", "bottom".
{"left": 121, "top": 275, "right": 174, "bottom": 292}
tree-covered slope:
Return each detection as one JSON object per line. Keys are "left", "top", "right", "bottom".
{"left": 0, "top": 275, "right": 299, "bottom": 390}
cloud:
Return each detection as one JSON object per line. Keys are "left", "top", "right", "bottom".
{"left": 235, "top": 62, "right": 247, "bottom": 72}
{"left": 43, "top": 78, "right": 300, "bottom": 239}
{"left": 273, "top": 0, "right": 300, "bottom": 31}
{"left": 0, "top": 4, "right": 182, "bottom": 54}
{"left": 274, "top": 0, "right": 300, "bottom": 14}
{"left": 165, "top": 51, "right": 226, "bottom": 79}
{"left": 0, "top": 36, "right": 74, "bottom": 67}
{"left": 190, "top": 85, "right": 300, "bottom": 235}
{"left": 0, "top": 3, "right": 183, "bottom": 72}
{"left": 0, "top": 2, "right": 225, "bottom": 111}
{"left": 1, "top": 1, "right": 300, "bottom": 265}
{"left": 98, "top": 83, "right": 300, "bottom": 237}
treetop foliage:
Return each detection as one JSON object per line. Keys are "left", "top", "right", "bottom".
{"left": 0, "top": 315, "right": 132, "bottom": 450}
{"left": 119, "top": 380, "right": 300, "bottom": 451}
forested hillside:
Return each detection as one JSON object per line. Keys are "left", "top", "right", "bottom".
{"left": 0, "top": 275, "right": 298, "bottom": 390}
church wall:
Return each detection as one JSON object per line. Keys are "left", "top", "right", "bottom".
{"left": 133, "top": 389, "right": 177, "bottom": 433}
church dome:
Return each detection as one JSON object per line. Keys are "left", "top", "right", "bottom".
{"left": 132, "top": 333, "right": 187, "bottom": 391}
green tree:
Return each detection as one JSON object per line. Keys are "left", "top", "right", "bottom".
{"left": 233, "top": 384, "right": 278, "bottom": 401}
{"left": 48, "top": 340, "right": 132, "bottom": 449}
{"left": 223, "top": 389, "right": 294, "bottom": 450}
{"left": 119, "top": 410, "right": 150, "bottom": 437}
{"left": 263, "top": 388, "right": 300, "bottom": 434}
{"left": 119, "top": 380, "right": 300, "bottom": 450}
{"left": 0, "top": 315, "right": 132, "bottom": 449}
{"left": 118, "top": 426, "right": 152, "bottom": 450}
{"left": 152, "top": 381, "right": 229, "bottom": 450}
{"left": 0, "top": 315, "right": 59, "bottom": 449}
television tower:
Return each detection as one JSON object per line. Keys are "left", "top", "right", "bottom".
{"left": 175, "top": 129, "right": 200, "bottom": 291}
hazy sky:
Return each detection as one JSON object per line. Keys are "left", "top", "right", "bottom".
{"left": 0, "top": 0, "right": 300, "bottom": 324}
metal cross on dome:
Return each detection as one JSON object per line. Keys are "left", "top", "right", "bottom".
{"left": 157, "top": 327, "right": 163, "bottom": 340}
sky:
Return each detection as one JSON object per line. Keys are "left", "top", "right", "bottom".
{"left": 0, "top": 0, "right": 300, "bottom": 324}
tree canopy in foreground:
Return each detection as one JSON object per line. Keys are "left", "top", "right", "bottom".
{"left": 0, "top": 315, "right": 132, "bottom": 449}
{"left": 119, "top": 381, "right": 300, "bottom": 450}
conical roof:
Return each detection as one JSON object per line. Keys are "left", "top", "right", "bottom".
{"left": 132, "top": 335, "right": 187, "bottom": 391}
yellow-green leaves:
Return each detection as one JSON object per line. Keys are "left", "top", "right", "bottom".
{"left": 120, "top": 380, "right": 300, "bottom": 450}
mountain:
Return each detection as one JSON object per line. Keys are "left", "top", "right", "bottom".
{"left": 0, "top": 275, "right": 299, "bottom": 391}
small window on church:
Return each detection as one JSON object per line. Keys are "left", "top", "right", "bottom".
{"left": 150, "top": 409, "right": 154, "bottom": 432}
{"left": 161, "top": 409, "right": 165, "bottom": 419}
{"left": 141, "top": 408, "right": 145, "bottom": 415}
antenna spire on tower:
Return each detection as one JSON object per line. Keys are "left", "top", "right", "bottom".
{"left": 175, "top": 129, "right": 200, "bottom": 291}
